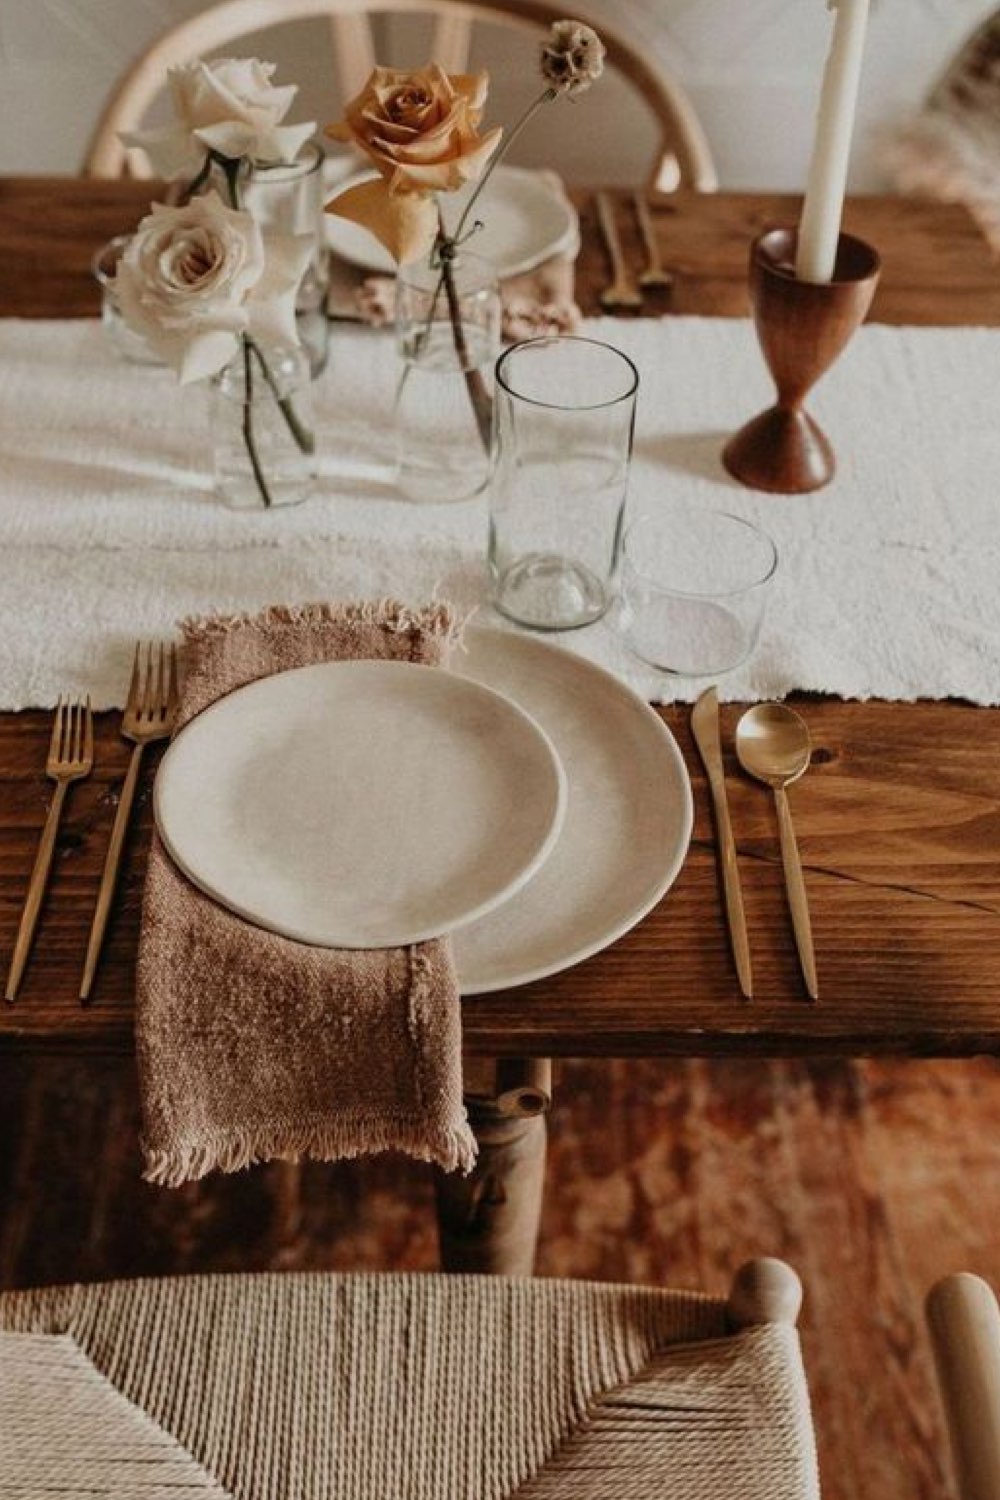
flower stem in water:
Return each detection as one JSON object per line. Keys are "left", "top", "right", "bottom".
{"left": 240, "top": 335, "right": 273, "bottom": 507}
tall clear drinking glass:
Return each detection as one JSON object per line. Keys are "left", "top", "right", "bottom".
{"left": 489, "top": 336, "right": 638, "bottom": 630}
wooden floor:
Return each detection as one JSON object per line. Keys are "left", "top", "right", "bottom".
{"left": 2, "top": 1052, "right": 998, "bottom": 1500}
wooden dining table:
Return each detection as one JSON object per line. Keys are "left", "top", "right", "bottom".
{"left": 2, "top": 176, "right": 999, "bottom": 1274}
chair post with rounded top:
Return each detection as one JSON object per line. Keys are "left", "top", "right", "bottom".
{"left": 434, "top": 1055, "right": 550, "bottom": 1275}
{"left": 727, "top": 1257, "right": 804, "bottom": 1330}
{"left": 927, "top": 1272, "right": 1000, "bottom": 1500}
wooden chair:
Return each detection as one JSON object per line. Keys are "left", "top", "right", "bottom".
{"left": 0, "top": 1257, "right": 817, "bottom": 1499}
{"left": 82, "top": 0, "right": 717, "bottom": 193}
{"left": 927, "top": 1273, "right": 1000, "bottom": 1500}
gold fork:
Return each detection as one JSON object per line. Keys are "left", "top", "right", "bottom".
{"left": 80, "top": 642, "right": 179, "bottom": 1005}
{"left": 6, "top": 697, "right": 93, "bottom": 1003}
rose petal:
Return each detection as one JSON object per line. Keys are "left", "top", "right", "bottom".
{"left": 177, "top": 328, "right": 241, "bottom": 384}
{"left": 260, "top": 121, "right": 317, "bottom": 164}
{"left": 247, "top": 230, "right": 313, "bottom": 346}
{"left": 193, "top": 121, "right": 257, "bottom": 159}
{"left": 325, "top": 177, "right": 437, "bottom": 264}
{"left": 390, "top": 124, "right": 502, "bottom": 193}
{"left": 119, "top": 122, "right": 202, "bottom": 179}
{"left": 447, "top": 70, "right": 490, "bottom": 117}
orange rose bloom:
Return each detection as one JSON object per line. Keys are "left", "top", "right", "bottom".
{"left": 325, "top": 64, "right": 502, "bottom": 262}
{"left": 329, "top": 64, "right": 502, "bottom": 196}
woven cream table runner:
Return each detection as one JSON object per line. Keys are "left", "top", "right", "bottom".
{"left": 0, "top": 1272, "right": 819, "bottom": 1500}
{"left": 1, "top": 317, "right": 998, "bottom": 709}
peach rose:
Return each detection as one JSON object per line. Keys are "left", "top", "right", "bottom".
{"left": 325, "top": 64, "right": 502, "bottom": 263}
{"left": 330, "top": 64, "right": 501, "bottom": 194}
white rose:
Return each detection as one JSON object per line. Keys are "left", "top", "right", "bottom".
{"left": 115, "top": 192, "right": 312, "bottom": 383}
{"left": 121, "top": 58, "right": 315, "bottom": 178}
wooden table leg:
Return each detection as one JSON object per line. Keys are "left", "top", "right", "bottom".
{"left": 434, "top": 1058, "right": 551, "bottom": 1276}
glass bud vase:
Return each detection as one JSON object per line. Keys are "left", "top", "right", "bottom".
{"left": 394, "top": 252, "right": 501, "bottom": 504}
{"left": 205, "top": 145, "right": 331, "bottom": 377}
{"left": 212, "top": 342, "right": 317, "bottom": 510}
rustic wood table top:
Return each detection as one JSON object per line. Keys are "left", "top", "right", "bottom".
{"left": 1, "top": 177, "right": 999, "bottom": 1058}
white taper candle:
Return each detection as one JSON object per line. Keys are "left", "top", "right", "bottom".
{"left": 795, "top": 0, "right": 871, "bottom": 284}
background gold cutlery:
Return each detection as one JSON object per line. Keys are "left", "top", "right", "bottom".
{"left": 5, "top": 697, "right": 93, "bottom": 1003}
{"left": 632, "top": 193, "right": 673, "bottom": 291}
{"left": 595, "top": 191, "right": 642, "bottom": 311}
{"left": 736, "top": 703, "right": 819, "bottom": 1001}
{"left": 80, "top": 642, "right": 178, "bottom": 1005}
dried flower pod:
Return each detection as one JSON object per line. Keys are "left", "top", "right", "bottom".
{"left": 540, "top": 21, "right": 606, "bottom": 96}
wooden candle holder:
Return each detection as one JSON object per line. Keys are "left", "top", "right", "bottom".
{"left": 722, "top": 227, "right": 881, "bottom": 494}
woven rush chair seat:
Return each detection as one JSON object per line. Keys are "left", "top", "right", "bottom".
{"left": 0, "top": 1262, "right": 819, "bottom": 1500}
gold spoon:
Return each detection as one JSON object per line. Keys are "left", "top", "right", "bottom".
{"left": 735, "top": 703, "right": 819, "bottom": 1001}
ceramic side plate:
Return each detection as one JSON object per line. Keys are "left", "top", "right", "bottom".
{"left": 324, "top": 164, "right": 579, "bottom": 277}
{"left": 154, "top": 660, "right": 566, "bottom": 949}
{"left": 451, "top": 629, "right": 693, "bottom": 992}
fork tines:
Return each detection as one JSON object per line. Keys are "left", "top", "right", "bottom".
{"left": 127, "top": 641, "right": 180, "bottom": 725}
{"left": 49, "top": 694, "right": 94, "bottom": 771}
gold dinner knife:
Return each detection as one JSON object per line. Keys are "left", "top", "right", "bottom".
{"left": 691, "top": 687, "right": 753, "bottom": 999}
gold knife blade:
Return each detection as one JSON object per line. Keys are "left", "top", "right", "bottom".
{"left": 691, "top": 687, "right": 753, "bottom": 999}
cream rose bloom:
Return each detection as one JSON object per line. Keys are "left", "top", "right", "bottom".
{"left": 115, "top": 192, "right": 312, "bottom": 383}
{"left": 326, "top": 64, "right": 502, "bottom": 263}
{"left": 121, "top": 59, "right": 315, "bottom": 178}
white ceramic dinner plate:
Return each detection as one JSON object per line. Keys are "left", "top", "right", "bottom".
{"left": 324, "top": 164, "right": 579, "bottom": 277}
{"left": 451, "top": 629, "right": 693, "bottom": 993}
{"left": 154, "top": 660, "right": 566, "bottom": 950}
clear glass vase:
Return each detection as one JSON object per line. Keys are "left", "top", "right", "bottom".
{"left": 212, "top": 342, "right": 317, "bottom": 510}
{"left": 394, "top": 252, "right": 501, "bottom": 504}
{"left": 206, "top": 144, "right": 330, "bottom": 377}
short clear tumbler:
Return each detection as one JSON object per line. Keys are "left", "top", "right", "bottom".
{"left": 489, "top": 336, "right": 638, "bottom": 630}
{"left": 619, "top": 502, "right": 778, "bottom": 676}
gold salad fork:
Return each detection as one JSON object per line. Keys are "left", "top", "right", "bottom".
{"left": 6, "top": 697, "right": 93, "bottom": 1003}
{"left": 80, "top": 643, "right": 178, "bottom": 1005}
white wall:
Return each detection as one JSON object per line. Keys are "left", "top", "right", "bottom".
{"left": 0, "top": 0, "right": 994, "bottom": 188}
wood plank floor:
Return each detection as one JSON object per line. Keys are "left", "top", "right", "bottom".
{"left": 2, "top": 1053, "right": 998, "bottom": 1500}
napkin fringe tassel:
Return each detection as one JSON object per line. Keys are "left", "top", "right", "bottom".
{"left": 142, "top": 1111, "right": 477, "bottom": 1188}
{"left": 180, "top": 598, "right": 461, "bottom": 646}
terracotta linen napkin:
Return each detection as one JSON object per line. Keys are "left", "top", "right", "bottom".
{"left": 136, "top": 599, "right": 476, "bottom": 1187}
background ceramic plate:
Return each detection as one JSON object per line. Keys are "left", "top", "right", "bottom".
{"left": 154, "top": 659, "right": 566, "bottom": 949}
{"left": 324, "top": 163, "right": 579, "bottom": 277}
{"left": 451, "top": 629, "right": 693, "bottom": 992}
